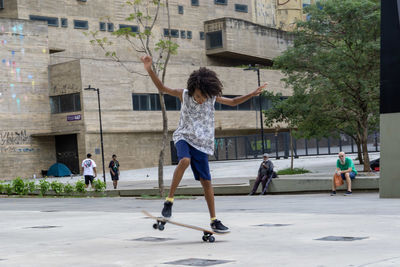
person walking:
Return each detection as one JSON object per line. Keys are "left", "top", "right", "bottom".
{"left": 81, "top": 153, "right": 97, "bottom": 189}
{"left": 109, "top": 154, "right": 120, "bottom": 189}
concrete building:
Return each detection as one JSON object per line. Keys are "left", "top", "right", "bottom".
{"left": 0, "top": 0, "right": 305, "bottom": 180}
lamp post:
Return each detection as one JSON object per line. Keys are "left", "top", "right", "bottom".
{"left": 244, "top": 65, "right": 265, "bottom": 154}
{"left": 84, "top": 85, "right": 106, "bottom": 185}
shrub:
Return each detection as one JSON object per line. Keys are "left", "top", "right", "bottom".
{"left": 64, "top": 183, "right": 75, "bottom": 194}
{"left": 12, "top": 177, "right": 28, "bottom": 195}
{"left": 4, "top": 184, "right": 13, "bottom": 195}
{"left": 93, "top": 179, "right": 106, "bottom": 192}
{"left": 75, "top": 180, "right": 86, "bottom": 193}
{"left": 50, "top": 181, "right": 64, "bottom": 195}
{"left": 39, "top": 180, "right": 50, "bottom": 196}
{"left": 0, "top": 181, "right": 5, "bottom": 194}
{"left": 27, "top": 181, "right": 36, "bottom": 194}
{"left": 276, "top": 168, "right": 311, "bottom": 175}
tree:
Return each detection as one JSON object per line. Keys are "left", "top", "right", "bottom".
{"left": 86, "top": 0, "right": 178, "bottom": 196}
{"left": 263, "top": 92, "right": 307, "bottom": 170}
{"left": 273, "top": 0, "right": 380, "bottom": 171}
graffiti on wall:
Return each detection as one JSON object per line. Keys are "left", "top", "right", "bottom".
{"left": 0, "top": 130, "right": 37, "bottom": 153}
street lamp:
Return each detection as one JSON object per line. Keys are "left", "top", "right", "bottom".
{"left": 244, "top": 65, "right": 265, "bottom": 154}
{"left": 84, "top": 85, "right": 106, "bottom": 185}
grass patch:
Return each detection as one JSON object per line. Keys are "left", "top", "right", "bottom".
{"left": 277, "top": 168, "right": 311, "bottom": 175}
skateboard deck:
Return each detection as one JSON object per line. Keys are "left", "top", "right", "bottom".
{"left": 142, "top": 210, "right": 229, "bottom": 242}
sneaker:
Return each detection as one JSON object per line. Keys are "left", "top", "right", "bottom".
{"left": 344, "top": 191, "right": 352, "bottom": 196}
{"left": 161, "top": 201, "right": 173, "bottom": 218}
{"left": 330, "top": 191, "right": 336, "bottom": 196}
{"left": 248, "top": 192, "right": 255, "bottom": 196}
{"left": 211, "top": 219, "right": 230, "bottom": 233}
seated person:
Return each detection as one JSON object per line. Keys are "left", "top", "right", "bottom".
{"left": 331, "top": 151, "right": 358, "bottom": 196}
{"left": 249, "top": 153, "right": 274, "bottom": 195}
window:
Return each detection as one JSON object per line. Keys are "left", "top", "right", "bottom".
{"left": 163, "top": 28, "right": 170, "bottom": 37}
{"left": 107, "top": 22, "right": 114, "bottom": 32}
{"left": 180, "top": 30, "right": 186, "bottom": 39}
{"left": 29, "top": 15, "right": 59, "bottom": 27}
{"left": 170, "top": 29, "right": 179, "bottom": 38}
{"left": 235, "top": 4, "right": 248, "bottom": 13}
{"left": 206, "top": 31, "right": 223, "bottom": 49}
{"left": 164, "top": 95, "right": 181, "bottom": 110}
{"left": 50, "top": 93, "right": 81, "bottom": 114}
{"left": 0, "top": 0, "right": 4, "bottom": 9}
{"left": 187, "top": 31, "right": 192, "bottom": 39}
{"left": 119, "top": 24, "right": 139, "bottom": 33}
{"left": 132, "top": 94, "right": 180, "bottom": 111}
{"left": 61, "top": 18, "right": 68, "bottom": 28}
{"left": 77, "top": 0, "right": 87, "bottom": 2}
{"left": 214, "top": 0, "right": 228, "bottom": 5}
{"left": 191, "top": 0, "right": 199, "bottom": 6}
{"left": 99, "top": 22, "right": 106, "bottom": 31}
{"left": 74, "top": 20, "right": 88, "bottom": 29}
{"left": 178, "top": 5, "right": 184, "bottom": 14}
{"left": 214, "top": 95, "right": 269, "bottom": 111}
{"left": 199, "top": 31, "right": 205, "bottom": 40}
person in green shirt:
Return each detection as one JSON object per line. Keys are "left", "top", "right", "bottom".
{"left": 331, "top": 151, "right": 357, "bottom": 196}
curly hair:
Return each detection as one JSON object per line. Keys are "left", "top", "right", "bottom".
{"left": 187, "top": 67, "right": 223, "bottom": 98}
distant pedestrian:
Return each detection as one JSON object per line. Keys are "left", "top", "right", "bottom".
{"left": 331, "top": 151, "right": 358, "bottom": 196}
{"left": 81, "top": 153, "right": 97, "bottom": 188}
{"left": 249, "top": 153, "right": 274, "bottom": 195}
{"left": 109, "top": 154, "right": 120, "bottom": 189}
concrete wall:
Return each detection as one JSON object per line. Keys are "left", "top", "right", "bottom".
{"left": 379, "top": 113, "right": 400, "bottom": 198}
{"left": 0, "top": 18, "right": 55, "bottom": 179}
{"left": 0, "top": 0, "right": 18, "bottom": 19}
{"left": 276, "top": 0, "right": 303, "bottom": 30}
{"left": 12, "top": 0, "right": 299, "bottom": 66}
{"left": 205, "top": 17, "right": 292, "bottom": 62}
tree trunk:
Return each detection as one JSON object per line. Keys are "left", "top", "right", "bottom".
{"left": 361, "top": 127, "right": 370, "bottom": 172}
{"left": 290, "top": 128, "right": 294, "bottom": 170}
{"left": 355, "top": 139, "right": 364, "bottom": 165}
{"left": 155, "top": 0, "right": 172, "bottom": 197}
{"left": 157, "top": 92, "right": 167, "bottom": 197}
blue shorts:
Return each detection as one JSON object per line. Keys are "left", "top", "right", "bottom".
{"left": 175, "top": 140, "right": 211, "bottom": 181}
{"left": 341, "top": 172, "right": 356, "bottom": 180}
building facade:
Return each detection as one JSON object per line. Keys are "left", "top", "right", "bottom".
{"left": 0, "top": 0, "right": 305, "bottom": 179}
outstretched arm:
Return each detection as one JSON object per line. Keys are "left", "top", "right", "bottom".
{"left": 216, "top": 83, "right": 267, "bottom": 106}
{"left": 141, "top": 55, "right": 183, "bottom": 100}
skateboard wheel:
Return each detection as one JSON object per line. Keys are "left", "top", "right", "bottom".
{"left": 208, "top": 236, "right": 215, "bottom": 243}
{"left": 202, "top": 235, "right": 208, "bottom": 242}
{"left": 158, "top": 224, "right": 165, "bottom": 231}
{"left": 153, "top": 223, "right": 158, "bottom": 229}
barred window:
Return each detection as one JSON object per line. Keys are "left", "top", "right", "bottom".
{"left": 74, "top": 20, "right": 88, "bottom": 30}
{"left": 29, "top": 15, "right": 59, "bottom": 27}
{"left": 61, "top": 18, "right": 68, "bottom": 28}
{"left": 50, "top": 93, "right": 81, "bottom": 114}
{"left": 235, "top": 4, "right": 248, "bottom": 13}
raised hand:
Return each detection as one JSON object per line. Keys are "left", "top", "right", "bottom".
{"left": 252, "top": 83, "right": 268, "bottom": 96}
{"left": 140, "top": 55, "right": 153, "bottom": 71}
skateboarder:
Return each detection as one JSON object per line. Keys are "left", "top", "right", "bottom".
{"left": 141, "top": 55, "right": 267, "bottom": 233}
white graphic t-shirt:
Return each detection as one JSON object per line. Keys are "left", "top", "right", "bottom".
{"left": 173, "top": 89, "right": 216, "bottom": 155}
{"left": 82, "top": 158, "right": 96, "bottom": 176}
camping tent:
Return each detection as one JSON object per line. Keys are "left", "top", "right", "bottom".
{"left": 47, "top": 163, "right": 72, "bottom": 177}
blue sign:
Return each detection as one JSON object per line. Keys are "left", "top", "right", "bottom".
{"left": 67, "top": 114, "right": 81, "bottom": 121}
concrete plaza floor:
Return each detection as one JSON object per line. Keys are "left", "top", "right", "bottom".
{"left": 0, "top": 192, "right": 399, "bottom": 267}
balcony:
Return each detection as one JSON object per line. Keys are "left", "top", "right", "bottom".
{"left": 205, "top": 17, "right": 292, "bottom": 65}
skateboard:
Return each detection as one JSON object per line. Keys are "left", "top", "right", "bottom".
{"left": 142, "top": 210, "right": 229, "bottom": 242}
